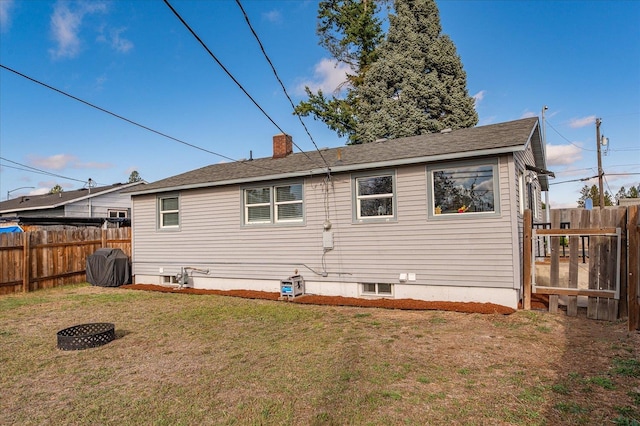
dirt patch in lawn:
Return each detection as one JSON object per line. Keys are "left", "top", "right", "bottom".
{"left": 121, "top": 283, "right": 518, "bottom": 315}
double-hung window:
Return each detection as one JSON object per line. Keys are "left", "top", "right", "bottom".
{"left": 428, "top": 160, "right": 499, "bottom": 218}
{"left": 158, "top": 195, "right": 179, "bottom": 229}
{"left": 353, "top": 172, "right": 396, "bottom": 222}
{"left": 245, "top": 187, "right": 272, "bottom": 224}
{"left": 244, "top": 183, "right": 303, "bottom": 225}
{"left": 108, "top": 209, "right": 128, "bottom": 218}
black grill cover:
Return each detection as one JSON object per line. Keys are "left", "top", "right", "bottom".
{"left": 86, "top": 248, "right": 131, "bottom": 287}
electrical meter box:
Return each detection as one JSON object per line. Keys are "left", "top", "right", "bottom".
{"left": 280, "top": 275, "right": 305, "bottom": 298}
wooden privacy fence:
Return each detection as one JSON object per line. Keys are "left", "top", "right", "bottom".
{"left": 0, "top": 228, "right": 131, "bottom": 295}
{"left": 523, "top": 205, "right": 640, "bottom": 331}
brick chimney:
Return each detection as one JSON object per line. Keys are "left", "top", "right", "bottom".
{"left": 273, "top": 133, "right": 293, "bottom": 159}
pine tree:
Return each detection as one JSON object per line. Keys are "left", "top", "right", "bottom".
{"left": 577, "top": 184, "right": 613, "bottom": 207}
{"left": 128, "top": 170, "right": 142, "bottom": 183}
{"left": 615, "top": 184, "right": 639, "bottom": 204}
{"left": 294, "top": 0, "right": 384, "bottom": 140}
{"left": 354, "top": 0, "right": 478, "bottom": 144}
{"left": 49, "top": 184, "right": 63, "bottom": 194}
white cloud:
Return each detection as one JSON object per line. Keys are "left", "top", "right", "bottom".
{"left": 95, "top": 74, "right": 107, "bottom": 90}
{"left": 569, "top": 115, "right": 596, "bottom": 129}
{"left": 34, "top": 180, "right": 74, "bottom": 193}
{"left": 98, "top": 26, "right": 133, "bottom": 53}
{"left": 520, "top": 110, "right": 536, "bottom": 119}
{"left": 28, "top": 154, "right": 112, "bottom": 170}
{"left": 110, "top": 27, "right": 133, "bottom": 53}
{"left": 48, "top": 0, "right": 108, "bottom": 60}
{"left": 79, "top": 161, "right": 112, "bottom": 169}
{"left": 296, "top": 58, "right": 353, "bottom": 96}
{"left": 263, "top": 9, "right": 282, "bottom": 24}
{"left": 0, "top": 0, "right": 15, "bottom": 32}
{"left": 472, "top": 90, "right": 485, "bottom": 106}
{"left": 30, "top": 187, "right": 51, "bottom": 196}
{"left": 29, "top": 153, "right": 78, "bottom": 170}
{"left": 546, "top": 143, "right": 583, "bottom": 166}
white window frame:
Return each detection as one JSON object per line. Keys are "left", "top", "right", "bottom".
{"left": 519, "top": 172, "right": 525, "bottom": 216}
{"left": 244, "top": 187, "right": 272, "bottom": 224}
{"left": 427, "top": 159, "right": 500, "bottom": 219}
{"left": 158, "top": 195, "right": 180, "bottom": 230}
{"left": 519, "top": 171, "right": 539, "bottom": 219}
{"left": 361, "top": 283, "right": 394, "bottom": 296}
{"left": 527, "top": 177, "right": 538, "bottom": 219}
{"left": 243, "top": 182, "right": 304, "bottom": 226}
{"left": 352, "top": 171, "right": 397, "bottom": 223}
{"left": 108, "top": 209, "right": 128, "bottom": 218}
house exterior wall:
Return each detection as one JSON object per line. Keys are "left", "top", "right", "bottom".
{"left": 132, "top": 154, "right": 523, "bottom": 308}
{"left": 65, "top": 192, "right": 132, "bottom": 218}
{"left": 2, "top": 206, "right": 65, "bottom": 218}
{"left": 512, "top": 144, "right": 545, "bottom": 296}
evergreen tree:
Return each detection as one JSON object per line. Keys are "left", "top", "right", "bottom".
{"left": 128, "top": 170, "right": 142, "bottom": 183}
{"left": 615, "top": 184, "right": 639, "bottom": 204}
{"left": 354, "top": 0, "right": 478, "bottom": 144}
{"left": 49, "top": 184, "right": 63, "bottom": 194}
{"left": 294, "top": 0, "right": 385, "bottom": 140}
{"left": 577, "top": 184, "right": 613, "bottom": 207}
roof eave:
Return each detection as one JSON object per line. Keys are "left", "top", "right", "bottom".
{"left": 129, "top": 145, "right": 525, "bottom": 197}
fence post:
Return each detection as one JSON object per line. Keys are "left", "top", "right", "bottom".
{"left": 523, "top": 209, "right": 532, "bottom": 310}
{"left": 628, "top": 205, "right": 639, "bottom": 331}
{"left": 22, "top": 232, "right": 30, "bottom": 293}
{"left": 101, "top": 229, "right": 107, "bottom": 248}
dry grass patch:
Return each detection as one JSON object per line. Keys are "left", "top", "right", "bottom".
{"left": 0, "top": 284, "right": 638, "bottom": 425}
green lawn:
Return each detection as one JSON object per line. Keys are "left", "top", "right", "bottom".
{"left": 1, "top": 284, "right": 638, "bottom": 425}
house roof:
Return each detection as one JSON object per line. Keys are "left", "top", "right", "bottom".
{"left": 0, "top": 181, "right": 144, "bottom": 214}
{"left": 0, "top": 216, "right": 130, "bottom": 228}
{"left": 128, "top": 117, "right": 547, "bottom": 196}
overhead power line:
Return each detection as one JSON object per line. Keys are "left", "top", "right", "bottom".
{"left": 235, "top": 0, "right": 330, "bottom": 171}
{"left": 0, "top": 64, "right": 237, "bottom": 162}
{"left": 545, "top": 120, "right": 594, "bottom": 151}
{"left": 0, "top": 156, "right": 91, "bottom": 184}
{"left": 162, "top": 0, "right": 323, "bottom": 169}
{"left": 0, "top": 64, "right": 287, "bottom": 176}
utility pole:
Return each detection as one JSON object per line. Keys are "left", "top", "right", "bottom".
{"left": 542, "top": 106, "right": 550, "bottom": 224}
{"left": 596, "top": 118, "right": 604, "bottom": 209}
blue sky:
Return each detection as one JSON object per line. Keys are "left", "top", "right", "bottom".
{"left": 1, "top": 0, "right": 638, "bottom": 208}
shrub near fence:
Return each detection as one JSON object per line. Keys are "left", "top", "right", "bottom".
{"left": 0, "top": 228, "right": 131, "bottom": 295}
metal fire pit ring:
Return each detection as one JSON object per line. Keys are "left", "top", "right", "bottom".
{"left": 57, "top": 323, "right": 115, "bottom": 351}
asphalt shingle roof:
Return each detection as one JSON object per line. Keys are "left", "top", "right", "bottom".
{"left": 0, "top": 182, "right": 143, "bottom": 213}
{"left": 129, "top": 117, "right": 541, "bottom": 195}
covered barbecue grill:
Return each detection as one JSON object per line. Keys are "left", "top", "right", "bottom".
{"left": 86, "top": 248, "right": 131, "bottom": 287}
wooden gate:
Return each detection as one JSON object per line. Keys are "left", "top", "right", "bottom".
{"left": 523, "top": 207, "right": 627, "bottom": 322}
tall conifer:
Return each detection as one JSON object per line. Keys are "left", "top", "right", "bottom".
{"left": 354, "top": 0, "right": 478, "bottom": 144}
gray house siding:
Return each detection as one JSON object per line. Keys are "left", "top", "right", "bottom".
{"left": 0, "top": 182, "right": 143, "bottom": 219}
{"left": 132, "top": 155, "right": 520, "bottom": 303}
{"left": 64, "top": 191, "right": 132, "bottom": 217}
{"left": 6, "top": 206, "right": 65, "bottom": 218}
{"left": 129, "top": 118, "right": 548, "bottom": 308}
{"left": 512, "top": 144, "right": 545, "bottom": 294}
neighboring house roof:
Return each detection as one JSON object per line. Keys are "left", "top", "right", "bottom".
{"left": 0, "top": 181, "right": 144, "bottom": 214}
{"left": 619, "top": 198, "right": 640, "bottom": 206}
{"left": 0, "top": 216, "right": 130, "bottom": 228}
{"left": 128, "top": 117, "right": 547, "bottom": 196}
